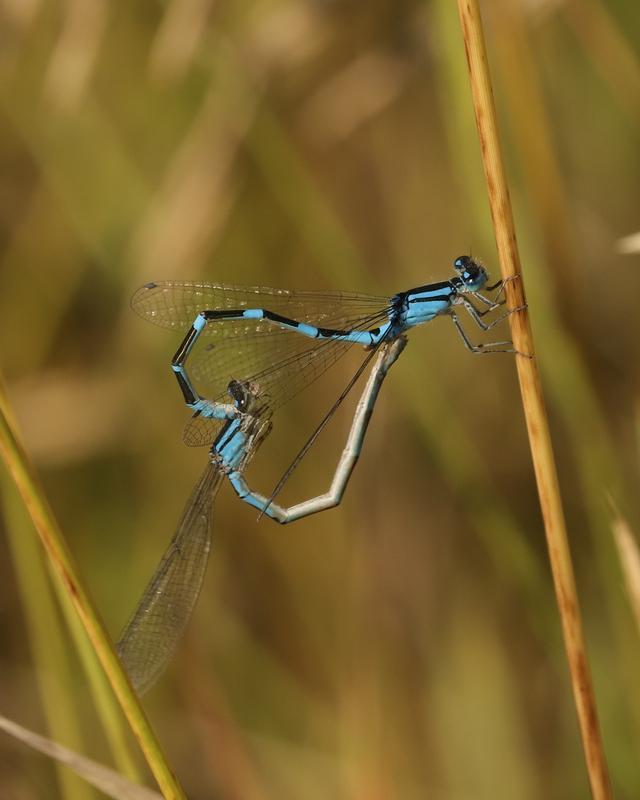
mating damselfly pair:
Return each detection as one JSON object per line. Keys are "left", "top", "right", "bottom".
{"left": 117, "top": 256, "right": 523, "bottom": 693}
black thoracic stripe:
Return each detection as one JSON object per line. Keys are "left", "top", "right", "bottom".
{"left": 213, "top": 418, "right": 238, "bottom": 451}
{"left": 405, "top": 280, "right": 452, "bottom": 295}
{"left": 172, "top": 325, "right": 198, "bottom": 365}
{"left": 407, "top": 293, "right": 451, "bottom": 304}
{"left": 175, "top": 371, "right": 197, "bottom": 404}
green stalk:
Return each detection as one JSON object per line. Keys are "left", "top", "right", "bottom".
{"left": 0, "top": 379, "right": 185, "bottom": 800}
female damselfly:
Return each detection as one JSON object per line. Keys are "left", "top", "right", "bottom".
{"left": 118, "top": 340, "right": 405, "bottom": 693}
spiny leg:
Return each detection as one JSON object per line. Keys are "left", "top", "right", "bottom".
{"left": 458, "top": 298, "right": 527, "bottom": 332}
{"left": 449, "top": 310, "right": 517, "bottom": 354}
{"left": 473, "top": 274, "right": 520, "bottom": 309}
{"left": 227, "top": 336, "right": 407, "bottom": 524}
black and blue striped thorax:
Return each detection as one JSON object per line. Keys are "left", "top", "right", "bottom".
{"left": 390, "top": 255, "right": 489, "bottom": 331}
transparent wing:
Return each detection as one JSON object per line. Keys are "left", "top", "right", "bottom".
{"left": 131, "top": 281, "right": 388, "bottom": 331}
{"left": 132, "top": 281, "right": 391, "bottom": 447}
{"left": 183, "top": 313, "right": 388, "bottom": 446}
{"left": 117, "top": 463, "right": 222, "bottom": 694}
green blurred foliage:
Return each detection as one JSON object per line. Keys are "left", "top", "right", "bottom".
{"left": 0, "top": 0, "right": 639, "bottom": 797}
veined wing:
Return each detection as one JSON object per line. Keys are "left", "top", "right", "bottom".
{"left": 131, "top": 281, "right": 388, "bottom": 331}
{"left": 133, "top": 281, "right": 391, "bottom": 447}
{"left": 117, "top": 462, "right": 222, "bottom": 694}
{"left": 183, "top": 308, "right": 389, "bottom": 446}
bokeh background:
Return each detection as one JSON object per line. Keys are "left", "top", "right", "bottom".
{"left": 1, "top": 1, "right": 639, "bottom": 798}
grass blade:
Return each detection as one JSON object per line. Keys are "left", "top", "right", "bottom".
{"left": 0, "top": 713, "right": 161, "bottom": 800}
{"left": 610, "top": 503, "right": 640, "bottom": 637}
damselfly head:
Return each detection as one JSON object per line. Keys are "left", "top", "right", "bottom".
{"left": 453, "top": 255, "right": 488, "bottom": 292}
{"left": 227, "top": 379, "right": 251, "bottom": 410}
{"left": 228, "top": 378, "right": 271, "bottom": 417}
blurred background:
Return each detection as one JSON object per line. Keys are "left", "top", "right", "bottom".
{"left": 1, "top": 0, "right": 639, "bottom": 798}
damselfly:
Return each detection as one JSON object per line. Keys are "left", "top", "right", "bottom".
{"left": 118, "top": 257, "right": 521, "bottom": 692}
{"left": 118, "top": 340, "right": 405, "bottom": 693}
{"left": 132, "top": 256, "right": 522, "bottom": 511}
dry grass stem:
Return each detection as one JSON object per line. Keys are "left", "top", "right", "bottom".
{"left": 0, "top": 713, "right": 162, "bottom": 800}
{"left": 456, "top": 1, "right": 612, "bottom": 797}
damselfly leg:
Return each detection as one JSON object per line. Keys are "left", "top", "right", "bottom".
{"left": 471, "top": 274, "right": 519, "bottom": 310}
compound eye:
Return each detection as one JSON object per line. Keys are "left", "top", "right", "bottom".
{"left": 466, "top": 267, "right": 487, "bottom": 290}
{"left": 228, "top": 379, "right": 249, "bottom": 408}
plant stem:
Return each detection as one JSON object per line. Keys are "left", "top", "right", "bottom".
{"left": 0, "top": 380, "right": 186, "bottom": 800}
{"left": 455, "top": 2, "right": 612, "bottom": 798}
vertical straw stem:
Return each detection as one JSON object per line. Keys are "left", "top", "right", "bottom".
{"left": 455, "top": 2, "right": 612, "bottom": 798}
{"left": 0, "top": 382, "right": 186, "bottom": 800}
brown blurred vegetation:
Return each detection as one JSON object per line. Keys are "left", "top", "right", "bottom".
{"left": 1, "top": 0, "right": 639, "bottom": 798}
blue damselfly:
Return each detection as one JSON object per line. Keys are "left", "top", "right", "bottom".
{"left": 133, "top": 256, "right": 521, "bottom": 510}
